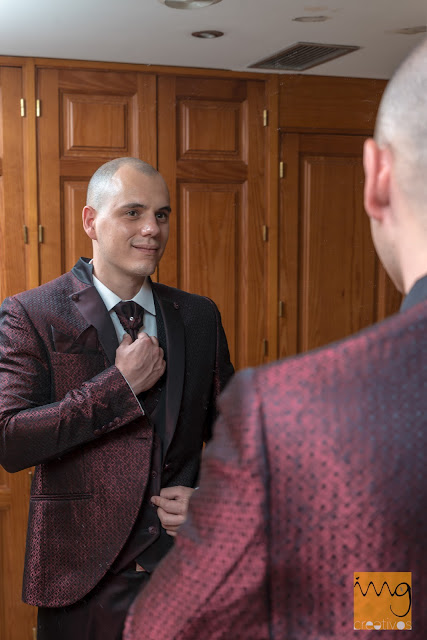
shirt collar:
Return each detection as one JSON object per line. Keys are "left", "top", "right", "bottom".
{"left": 400, "top": 273, "right": 427, "bottom": 313}
{"left": 92, "top": 275, "right": 156, "bottom": 315}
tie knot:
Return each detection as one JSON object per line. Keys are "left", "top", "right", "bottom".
{"left": 114, "top": 301, "right": 145, "bottom": 340}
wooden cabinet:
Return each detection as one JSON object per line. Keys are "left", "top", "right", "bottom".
{"left": 0, "top": 56, "right": 402, "bottom": 640}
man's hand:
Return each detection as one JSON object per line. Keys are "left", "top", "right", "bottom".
{"left": 115, "top": 332, "right": 166, "bottom": 395}
{"left": 151, "top": 486, "right": 196, "bottom": 537}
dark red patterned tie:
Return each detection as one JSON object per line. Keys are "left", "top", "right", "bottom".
{"left": 113, "top": 301, "right": 145, "bottom": 341}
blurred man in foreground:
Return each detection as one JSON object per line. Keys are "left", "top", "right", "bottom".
{"left": 124, "top": 38, "right": 427, "bottom": 640}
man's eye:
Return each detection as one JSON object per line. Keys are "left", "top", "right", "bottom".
{"left": 126, "top": 210, "right": 138, "bottom": 217}
{"left": 156, "top": 211, "right": 169, "bottom": 221}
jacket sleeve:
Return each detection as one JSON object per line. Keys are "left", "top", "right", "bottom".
{"left": 123, "top": 369, "right": 271, "bottom": 640}
{"left": 0, "top": 295, "right": 143, "bottom": 473}
{"left": 203, "top": 297, "right": 234, "bottom": 442}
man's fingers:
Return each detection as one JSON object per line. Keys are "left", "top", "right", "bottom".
{"left": 156, "top": 508, "right": 184, "bottom": 528}
{"left": 159, "top": 486, "right": 194, "bottom": 501}
{"left": 119, "top": 332, "right": 132, "bottom": 345}
{"left": 151, "top": 496, "right": 185, "bottom": 515}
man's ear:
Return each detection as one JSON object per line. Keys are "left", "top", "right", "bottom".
{"left": 82, "top": 205, "right": 97, "bottom": 240}
{"left": 363, "top": 138, "right": 392, "bottom": 222}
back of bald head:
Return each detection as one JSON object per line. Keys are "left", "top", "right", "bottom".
{"left": 87, "top": 157, "right": 160, "bottom": 210}
{"left": 375, "top": 37, "right": 427, "bottom": 207}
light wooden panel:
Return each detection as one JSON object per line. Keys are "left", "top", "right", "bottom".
{"left": 62, "top": 93, "right": 132, "bottom": 156}
{"left": 0, "top": 175, "right": 4, "bottom": 301}
{"left": 0, "top": 468, "right": 36, "bottom": 640}
{"left": 300, "top": 152, "right": 376, "bottom": 351}
{"left": 63, "top": 180, "right": 93, "bottom": 272}
{"left": 0, "top": 490, "right": 8, "bottom": 640}
{"left": 180, "top": 184, "right": 239, "bottom": 364}
{"left": 0, "top": 67, "right": 27, "bottom": 300}
{"left": 280, "top": 75, "right": 387, "bottom": 133}
{"left": 279, "top": 133, "right": 383, "bottom": 357}
{"left": 278, "top": 133, "right": 299, "bottom": 358}
{"left": 179, "top": 100, "right": 242, "bottom": 159}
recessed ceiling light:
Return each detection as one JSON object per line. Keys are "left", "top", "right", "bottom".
{"left": 192, "top": 30, "right": 224, "bottom": 38}
{"left": 293, "top": 15, "right": 330, "bottom": 23}
{"left": 159, "top": 0, "right": 222, "bottom": 9}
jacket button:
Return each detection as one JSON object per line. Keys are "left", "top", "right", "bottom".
{"left": 148, "top": 526, "right": 158, "bottom": 535}
{"left": 71, "top": 294, "right": 79, "bottom": 302}
{"left": 151, "top": 470, "right": 158, "bottom": 479}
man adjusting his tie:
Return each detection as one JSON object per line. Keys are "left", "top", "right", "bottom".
{"left": 0, "top": 157, "right": 234, "bottom": 639}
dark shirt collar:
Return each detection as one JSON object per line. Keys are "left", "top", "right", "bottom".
{"left": 400, "top": 273, "right": 427, "bottom": 312}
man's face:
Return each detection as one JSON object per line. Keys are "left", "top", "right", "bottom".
{"left": 88, "top": 166, "right": 170, "bottom": 287}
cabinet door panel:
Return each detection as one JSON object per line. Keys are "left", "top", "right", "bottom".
{"left": 37, "top": 69, "right": 156, "bottom": 282}
{"left": 0, "top": 65, "right": 37, "bottom": 640}
{"left": 0, "top": 67, "right": 27, "bottom": 299}
{"left": 158, "top": 76, "right": 266, "bottom": 370}
{"left": 279, "top": 132, "right": 401, "bottom": 358}
{"left": 63, "top": 180, "right": 93, "bottom": 272}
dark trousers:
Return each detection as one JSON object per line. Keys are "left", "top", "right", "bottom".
{"left": 37, "top": 566, "right": 150, "bottom": 640}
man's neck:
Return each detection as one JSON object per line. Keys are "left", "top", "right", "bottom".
{"left": 92, "top": 265, "right": 145, "bottom": 301}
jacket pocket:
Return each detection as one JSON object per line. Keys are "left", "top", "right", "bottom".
{"left": 36, "top": 447, "right": 91, "bottom": 496}
{"left": 30, "top": 493, "right": 92, "bottom": 501}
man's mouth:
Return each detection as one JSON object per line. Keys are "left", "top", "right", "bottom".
{"left": 132, "top": 245, "right": 159, "bottom": 251}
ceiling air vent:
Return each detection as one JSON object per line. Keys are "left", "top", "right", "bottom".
{"left": 249, "top": 42, "right": 360, "bottom": 71}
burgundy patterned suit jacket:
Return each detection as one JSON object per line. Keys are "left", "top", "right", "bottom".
{"left": 0, "top": 258, "right": 233, "bottom": 607}
{"left": 124, "top": 299, "right": 427, "bottom": 639}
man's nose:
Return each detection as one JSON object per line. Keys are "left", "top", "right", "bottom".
{"left": 140, "top": 212, "right": 160, "bottom": 236}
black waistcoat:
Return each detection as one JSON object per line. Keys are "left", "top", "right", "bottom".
{"left": 110, "top": 296, "right": 173, "bottom": 574}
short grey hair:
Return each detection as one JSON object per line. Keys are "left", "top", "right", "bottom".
{"left": 87, "top": 157, "right": 160, "bottom": 209}
{"left": 375, "top": 37, "right": 427, "bottom": 207}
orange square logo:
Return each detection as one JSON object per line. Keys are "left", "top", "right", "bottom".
{"left": 354, "top": 572, "right": 412, "bottom": 631}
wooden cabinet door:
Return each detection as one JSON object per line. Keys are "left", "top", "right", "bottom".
{"left": 0, "top": 66, "right": 37, "bottom": 640}
{"left": 0, "top": 67, "right": 28, "bottom": 300}
{"left": 158, "top": 76, "right": 267, "bottom": 369}
{"left": 36, "top": 68, "right": 157, "bottom": 284}
{"left": 279, "top": 132, "right": 401, "bottom": 358}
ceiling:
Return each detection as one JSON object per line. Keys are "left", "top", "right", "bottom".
{"left": 0, "top": 0, "right": 426, "bottom": 79}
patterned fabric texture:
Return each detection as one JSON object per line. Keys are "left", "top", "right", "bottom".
{"left": 0, "top": 259, "right": 233, "bottom": 607}
{"left": 124, "top": 299, "right": 427, "bottom": 639}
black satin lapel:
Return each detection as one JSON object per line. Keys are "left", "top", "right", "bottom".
{"left": 71, "top": 257, "right": 94, "bottom": 285}
{"left": 154, "top": 292, "right": 185, "bottom": 457}
{"left": 69, "top": 286, "right": 118, "bottom": 365}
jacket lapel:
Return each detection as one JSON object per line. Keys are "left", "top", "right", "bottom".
{"left": 69, "top": 286, "right": 118, "bottom": 365}
{"left": 153, "top": 286, "right": 185, "bottom": 457}
{"left": 70, "top": 258, "right": 119, "bottom": 365}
